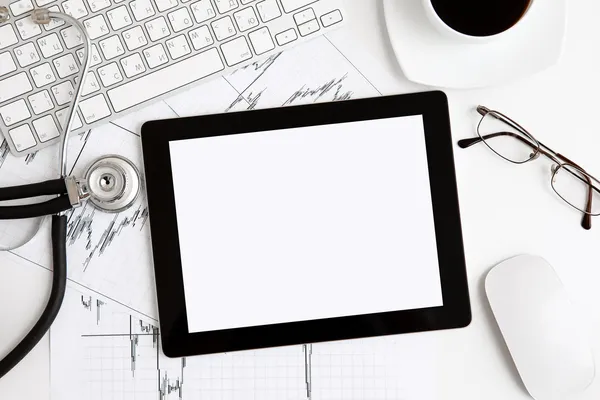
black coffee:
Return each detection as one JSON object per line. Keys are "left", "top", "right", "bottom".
{"left": 430, "top": 0, "right": 531, "bottom": 37}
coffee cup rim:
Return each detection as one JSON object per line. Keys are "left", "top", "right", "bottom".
{"left": 423, "top": 0, "right": 535, "bottom": 42}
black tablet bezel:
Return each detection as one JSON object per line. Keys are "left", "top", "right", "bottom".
{"left": 141, "top": 91, "right": 471, "bottom": 358}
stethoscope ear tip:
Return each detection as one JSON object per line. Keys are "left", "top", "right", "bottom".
{"left": 84, "top": 155, "right": 141, "bottom": 213}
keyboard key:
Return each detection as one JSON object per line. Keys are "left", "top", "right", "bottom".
{"left": 32, "top": 115, "right": 60, "bottom": 142}
{"left": 190, "top": 0, "right": 216, "bottom": 23}
{"left": 15, "top": 16, "right": 42, "bottom": 40}
{"left": 53, "top": 53, "right": 79, "bottom": 78}
{"left": 28, "top": 90, "right": 54, "bottom": 114}
{"left": 240, "top": 0, "right": 255, "bottom": 3}
{"left": 85, "top": 0, "right": 111, "bottom": 12}
{"left": 130, "top": 0, "right": 155, "bottom": 21}
{"left": 214, "top": 0, "right": 238, "bottom": 14}
{"left": 122, "top": 26, "right": 148, "bottom": 50}
{"left": 155, "top": 0, "right": 178, "bottom": 12}
{"left": 97, "top": 62, "right": 124, "bottom": 87}
{"left": 165, "top": 35, "right": 192, "bottom": 60}
{"left": 51, "top": 81, "right": 74, "bottom": 105}
{"left": 38, "top": 33, "right": 64, "bottom": 58}
{"left": 13, "top": 42, "right": 40, "bottom": 67}
{"left": 120, "top": 53, "right": 146, "bottom": 78}
{"left": 321, "top": 9, "right": 342, "bottom": 27}
{"left": 44, "top": 6, "right": 65, "bottom": 31}
{"left": 221, "top": 36, "right": 251, "bottom": 66}
{"left": 275, "top": 28, "right": 297, "bottom": 45}
{"left": 108, "top": 48, "right": 224, "bottom": 112}
{"left": 279, "top": 0, "right": 316, "bottom": 13}
{"left": 298, "top": 19, "right": 319, "bottom": 36}
{"left": 30, "top": 63, "right": 56, "bottom": 87}
{"left": 107, "top": 6, "right": 133, "bottom": 30}
{"left": 293, "top": 8, "right": 315, "bottom": 25}
{"left": 10, "top": 0, "right": 34, "bottom": 16}
{"left": 168, "top": 8, "right": 193, "bottom": 32}
{"left": 248, "top": 26, "right": 274, "bottom": 55}
{"left": 36, "top": 0, "right": 55, "bottom": 6}
{"left": 0, "top": 53, "right": 17, "bottom": 77}
{"left": 145, "top": 16, "right": 171, "bottom": 41}
{"left": 143, "top": 43, "right": 168, "bottom": 68}
{"left": 166, "top": 35, "right": 190, "bottom": 59}
{"left": 0, "top": 73, "right": 32, "bottom": 104}
{"left": 78, "top": 94, "right": 111, "bottom": 123}
{"left": 256, "top": 0, "right": 281, "bottom": 22}
{"left": 60, "top": 25, "right": 84, "bottom": 48}
{"left": 83, "top": 15, "right": 110, "bottom": 40}
{"left": 62, "top": 0, "right": 88, "bottom": 19}
{"left": 77, "top": 44, "right": 103, "bottom": 67}
{"left": 99, "top": 35, "right": 125, "bottom": 60}
{"left": 80, "top": 71, "right": 100, "bottom": 95}
{"left": 211, "top": 15, "right": 236, "bottom": 41}
{"left": 0, "top": 25, "right": 18, "bottom": 50}
{"left": 0, "top": 99, "right": 31, "bottom": 126}
{"left": 188, "top": 25, "right": 213, "bottom": 50}
{"left": 233, "top": 7, "right": 258, "bottom": 32}
{"left": 9, "top": 124, "right": 36, "bottom": 152}
{"left": 56, "top": 107, "right": 83, "bottom": 129}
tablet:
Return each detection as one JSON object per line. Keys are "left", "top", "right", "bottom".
{"left": 141, "top": 91, "right": 471, "bottom": 358}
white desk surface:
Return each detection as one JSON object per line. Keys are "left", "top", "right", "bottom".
{"left": 2, "top": 0, "right": 600, "bottom": 398}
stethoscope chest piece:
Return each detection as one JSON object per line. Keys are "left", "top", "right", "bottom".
{"left": 84, "top": 155, "right": 141, "bottom": 213}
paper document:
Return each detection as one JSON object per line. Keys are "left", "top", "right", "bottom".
{"left": 51, "top": 283, "right": 436, "bottom": 399}
{"left": 0, "top": 34, "right": 434, "bottom": 399}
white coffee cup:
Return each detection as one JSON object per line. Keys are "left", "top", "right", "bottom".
{"left": 422, "top": 0, "right": 536, "bottom": 43}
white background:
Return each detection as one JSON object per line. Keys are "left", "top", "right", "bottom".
{"left": 170, "top": 116, "right": 443, "bottom": 333}
{"left": 4, "top": 1, "right": 600, "bottom": 399}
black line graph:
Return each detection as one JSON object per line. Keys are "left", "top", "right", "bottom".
{"left": 304, "top": 344, "right": 313, "bottom": 399}
{"left": 96, "top": 299, "right": 104, "bottom": 324}
{"left": 283, "top": 74, "right": 353, "bottom": 106}
{"left": 159, "top": 360, "right": 185, "bottom": 400}
{"left": 81, "top": 295, "right": 92, "bottom": 310}
{"left": 0, "top": 140, "right": 10, "bottom": 169}
{"left": 66, "top": 202, "right": 150, "bottom": 270}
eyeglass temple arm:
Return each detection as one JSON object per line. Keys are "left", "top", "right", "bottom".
{"left": 457, "top": 132, "right": 538, "bottom": 150}
{"left": 583, "top": 189, "right": 593, "bottom": 230}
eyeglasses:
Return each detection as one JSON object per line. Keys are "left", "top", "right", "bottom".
{"left": 458, "top": 106, "right": 600, "bottom": 230}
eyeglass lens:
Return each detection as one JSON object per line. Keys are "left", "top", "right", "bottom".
{"left": 477, "top": 112, "right": 538, "bottom": 164}
{"left": 552, "top": 164, "right": 600, "bottom": 216}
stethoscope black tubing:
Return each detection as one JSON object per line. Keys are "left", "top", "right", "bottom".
{"left": 0, "top": 215, "right": 67, "bottom": 379}
{"left": 0, "top": 179, "right": 67, "bottom": 201}
{"left": 0, "top": 180, "right": 72, "bottom": 219}
{"left": 0, "top": 196, "right": 72, "bottom": 219}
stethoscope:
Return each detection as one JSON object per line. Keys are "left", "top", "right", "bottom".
{"left": 0, "top": 8, "right": 141, "bottom": 379}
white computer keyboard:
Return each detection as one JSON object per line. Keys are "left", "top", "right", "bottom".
{"left": 0, "top": 0, "right": 345, "bottom": 156}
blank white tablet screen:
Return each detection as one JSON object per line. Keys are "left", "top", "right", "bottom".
{"left": 169, "top": 115, "right": 443, "bottom": 334}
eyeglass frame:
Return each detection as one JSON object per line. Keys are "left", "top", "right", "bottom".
{"left": 458, "top": 105, "right": 600, "bottom": 230}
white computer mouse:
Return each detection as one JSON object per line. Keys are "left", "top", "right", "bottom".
{"left": 486, "top": 255, "right": 595, "bottom": 400}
